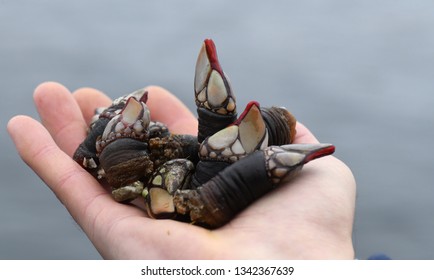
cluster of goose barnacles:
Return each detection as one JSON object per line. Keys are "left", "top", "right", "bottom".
{"left": 73, "top": 39, "right": 335, "bottom": 228}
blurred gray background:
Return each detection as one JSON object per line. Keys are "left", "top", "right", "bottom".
{"left": 1, "top": 1, "right": 433, "bottom": 259}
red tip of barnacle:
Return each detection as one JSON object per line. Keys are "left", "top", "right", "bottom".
{"left": 204, "top": 38, "right": 224, "bottom": 75}
{"left": 232, "top": 101, "right": 260, "bottom": 125}
{"left": 140, "top": 90, "right": 148, "bottom": 104}
{"left": 304, "top": 144, "right": 335, "bottom": 163}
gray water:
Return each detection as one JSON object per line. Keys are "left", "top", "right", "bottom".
{"left": 1, "top": 1, "right": 433, "bottom": 259}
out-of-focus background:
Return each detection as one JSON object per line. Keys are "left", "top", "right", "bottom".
{"left": 1, "top": 1, "right": 433, "bottom": 259}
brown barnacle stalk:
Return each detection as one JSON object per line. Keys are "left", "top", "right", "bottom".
{"left": 261, "top": 106, "right": 297, "bottom": 146}
{"left": 173, "top": 143, "right": 335, "bottom": 228}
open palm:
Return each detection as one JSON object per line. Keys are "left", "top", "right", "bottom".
{"left": 8, "top": 82, "right": 356, "bottom": 259}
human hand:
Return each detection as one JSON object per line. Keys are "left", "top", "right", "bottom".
{"left": 8, "top": 82, "right": 356, "bottom": 259}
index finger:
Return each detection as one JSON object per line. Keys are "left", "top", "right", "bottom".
{"left": 34, "top": 82, "right": 88, "bottom": 157}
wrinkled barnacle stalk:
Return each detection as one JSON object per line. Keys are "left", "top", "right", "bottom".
{"left": 173, "top": 143, "right": 335, "bottom": 228}
{"left": 195, "top": 39, "right": 238, "bottom": 142}
{"left": 261, "top": 106, "right": 297, "bottom": 146}
{"left": 73, "top": 88, "right": 149, "bottom": 170}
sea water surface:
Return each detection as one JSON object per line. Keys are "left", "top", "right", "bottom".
{"left": 1, "top": 1, "right": 434, "bottom": 259}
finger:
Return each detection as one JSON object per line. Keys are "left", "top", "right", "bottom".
{"left": 7, "top": 115, "right": 110, "bottom": 216}
{"left": 72, "top": 87, "right": 112, "bottom": 125}
{"left": 145, "top": 86, "right": 198, "bottom": 135}
{"left": 293, "top": 122, "right": 320, "bottom": 144}
{"left": 33, "top": 82, "right": 87, "bottom": 157}
{"left": 7, "top": 116, "right": 147, "bottom": 247}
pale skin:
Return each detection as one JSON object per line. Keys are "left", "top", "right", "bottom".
{"left": 7, "top": 82, "right": 356, "bottom": 259}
